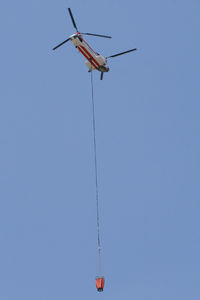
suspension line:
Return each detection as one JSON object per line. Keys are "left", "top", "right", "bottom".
{"left": 90, "top": 71, "right": 102, "bottom": 276}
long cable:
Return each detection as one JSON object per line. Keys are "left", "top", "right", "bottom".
{"left": 90, "top": 71, "right": 102, "bottom": 276}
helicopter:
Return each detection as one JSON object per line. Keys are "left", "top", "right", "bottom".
{"left": 53, "top": 8, "right": 137, "bottom": 80}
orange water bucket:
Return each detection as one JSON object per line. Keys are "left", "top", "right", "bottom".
{"left": 95, "top": 277, "right": 105, "bottom": 292}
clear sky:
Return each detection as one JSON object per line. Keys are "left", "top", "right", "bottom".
{"left": 1, "top": 0, "right": 200, "bottom": 299}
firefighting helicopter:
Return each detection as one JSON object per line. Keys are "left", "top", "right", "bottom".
{"left": 53, "top": 8, "right": 137, "bottom": 80}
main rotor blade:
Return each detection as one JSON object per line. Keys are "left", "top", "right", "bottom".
{"left": 81, "top": 32, "right": 112, "bottom": 39}
{"left": 52, "top": 38, "right": 71, "bottom": 50}
{"left": 68, "top": 8, "right": 78, "bottom": 31}
{"left": 107, "top": 48, "right": 137, "bottom": 58}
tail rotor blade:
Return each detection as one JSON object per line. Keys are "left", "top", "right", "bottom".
{"left": 52, "top": 38, "right": 71, "bottom": 50}
{"left": 107, "top": 48, "right": 137, "bottom": 58}
{"left": 68, "top": 8, "right": 78, "bottom": 31}
{"left": 81, "top": 32, "right": 112, "bottom": 39}
{"left": 100, "top": 72, "right": 104, "bottom": 80}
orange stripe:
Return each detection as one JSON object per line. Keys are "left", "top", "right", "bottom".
{"left": 80, "top": 46, "right": 100, "bottom": 68}
{"left": 78, "top": 46, "right": 97, "bottom": 69}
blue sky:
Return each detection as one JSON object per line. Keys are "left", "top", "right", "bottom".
{"left": 1, "top": 0, "right": 200, "bottom": 299}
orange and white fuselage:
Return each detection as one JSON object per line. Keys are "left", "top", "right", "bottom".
{"left": 70, "top": 33, "right": 109, "bottom": 73}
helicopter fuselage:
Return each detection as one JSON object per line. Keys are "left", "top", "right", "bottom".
{"left": 53, "top": 8, "right": 137, "bottom": 80}
{"left": 70, "top": 33, "right": 110, "bottom": 73}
